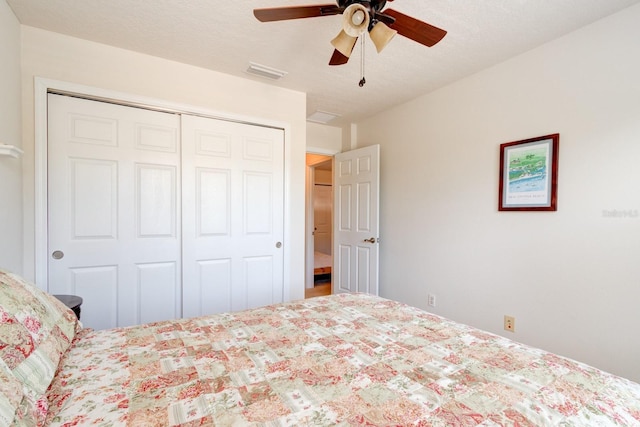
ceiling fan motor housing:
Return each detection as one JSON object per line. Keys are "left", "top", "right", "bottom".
{"left": 338, "top": 0, "right": 388, "bottom": 13}
{"left": 338, "top": 0, "right": 391, "bottom": 33}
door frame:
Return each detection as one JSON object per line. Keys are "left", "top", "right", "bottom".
{"left": 33, "top": 78, "right": 293, "bottom": 298}
{"left": 304, "top": 150, "right": 337, "bottom": 290}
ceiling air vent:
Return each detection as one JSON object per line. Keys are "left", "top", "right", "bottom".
{"left": 245, "top": 62, "right": 288, "bottom": 80}
{"left": 307, "top": 110, "right": 340, "bottom": 124}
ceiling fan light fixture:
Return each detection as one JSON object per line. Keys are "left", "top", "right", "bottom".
{"left": 253, "top": 2, "right": 448, "bottom": 68}
{"left": 351, "top": 9, "right": 365, "bottom": 26}
{"left": 331, "top": 30, "right": 357, "bottom": 57}
{"left": 342, "top": 3, "right": 370, "bottom": 37}
{"left": 369, "top": 21, "right": 397, "bottom": 53}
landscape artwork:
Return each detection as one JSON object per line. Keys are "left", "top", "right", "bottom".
{"left": 508, "top": 142, "right": 549, "bottom": 193}
{"left": 499, "top": 134, "right": 559, "bottom": 211}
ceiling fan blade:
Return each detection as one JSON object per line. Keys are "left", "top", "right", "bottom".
{"left": 254, "top": 4, "right": 341, "bottom": 22}
{"left": 383, "top": 9, "right": 447, "bottom": 47}
{"left": 329, "top": 49, "right": 350, "bottom": 66}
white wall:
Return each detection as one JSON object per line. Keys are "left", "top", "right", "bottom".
{"left": 357, "top": 4, "right": 640, "bottom": 383}
{"left": 20, "top": 27, "right": 307, "bottom": 301}
{"left": 0, "top": 1, "right": 23, "bottom": 274}
{"left": 306, "top": 122, "right": 342, "bottom": 154}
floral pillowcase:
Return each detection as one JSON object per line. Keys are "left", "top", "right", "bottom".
{"left": 0, "top": 270, "right": 80, "bottom": 426}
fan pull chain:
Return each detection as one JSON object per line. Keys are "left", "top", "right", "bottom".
{"left": 359, "top": 37, "right": 366, "bottom": 87}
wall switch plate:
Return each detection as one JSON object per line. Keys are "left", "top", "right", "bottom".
{"left": 428, "top": 294, "right": 436, "bottom": 307}
{"left": 504, "top": 315, "right": 515, "bottom": 332}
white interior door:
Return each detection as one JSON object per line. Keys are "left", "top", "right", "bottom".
{"left": 313, "top": 184, "right": 332, "bottom": 255}
{"left": 47, "top": 94, "right": 182, "bottom": 330}
{"left": 333, "top": 145, "right": 380, "bottom": 295}
{"left": 181, "top": 114, "right": 284, "bottom": 317}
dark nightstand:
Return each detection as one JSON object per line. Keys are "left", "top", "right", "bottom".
{"left": 53, "top": 294, "right": 83, "bottom": 320}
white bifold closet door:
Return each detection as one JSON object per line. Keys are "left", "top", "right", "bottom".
{"left": 47, "top": 94, "right": 284, "bottom": 330}
{"left": 181, "top": 114, "right": 284, "bottom": 318}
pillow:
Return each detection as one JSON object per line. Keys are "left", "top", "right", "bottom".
{"left": 0, "top": 269, "right": 79, "bottom": 425}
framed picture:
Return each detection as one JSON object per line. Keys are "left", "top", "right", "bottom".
{"left": 499, "top": 133, "right": 559, "bottom": 211}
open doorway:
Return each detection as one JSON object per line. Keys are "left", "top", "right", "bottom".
{"left": 305, "top": 154, "right": 333, "bottom": 298}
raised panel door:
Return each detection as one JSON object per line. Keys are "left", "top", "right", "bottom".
{"left": 181, "top": 114, "right": 285, "bottom": 317}
{"left": 333, "top": 145, "right": 380, "bottom": 295}
{"left": 47, "top": 94, "right": 182, "bottom": 329}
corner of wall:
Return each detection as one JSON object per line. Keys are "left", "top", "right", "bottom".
{"left": 0, "top": 0, "right": 24, "bottom": 274}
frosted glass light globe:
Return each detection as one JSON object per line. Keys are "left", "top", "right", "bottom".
{"left": 351, "top": 10, "right": 365, "bottom": 26}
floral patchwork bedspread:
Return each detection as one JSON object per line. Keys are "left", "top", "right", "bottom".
{"left": 45, "top": 293, "right": 640, "bottom": 426}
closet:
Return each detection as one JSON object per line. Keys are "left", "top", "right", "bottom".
{"left": 47, "top": 94, "right": 284, "bottom": 330}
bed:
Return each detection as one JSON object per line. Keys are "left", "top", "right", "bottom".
{"left": 314, "top": 251, "right": 332, "bottom": 277}
{"left": 2, "top": 270, "right": 640, "bottom": 426}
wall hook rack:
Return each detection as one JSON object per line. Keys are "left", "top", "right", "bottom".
{"left": 0, "top": 143, "right": 23, "bottom": 159}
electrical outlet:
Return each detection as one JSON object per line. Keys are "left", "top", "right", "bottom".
{"left": 504, "top": 315, "right": 515, "bottom": 332}
{"left": 428, "top": 294, "right": 436, "bottom": 307}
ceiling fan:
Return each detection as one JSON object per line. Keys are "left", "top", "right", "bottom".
{"left": 254, "top": 0, "right": 447, "bottom": 66}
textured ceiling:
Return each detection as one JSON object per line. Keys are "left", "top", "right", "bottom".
{"left": 7, "top": 0, "right": 640, "bottom": 126}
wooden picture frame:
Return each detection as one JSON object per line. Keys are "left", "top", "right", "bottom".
{"left": 499, "top": 133, "right": 559, "bottom": 211}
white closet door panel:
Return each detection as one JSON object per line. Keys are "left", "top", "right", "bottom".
{"left": 67, "top": 113, "right": 117, "bottom": 146}
{"left": 48, "top": 94, "right": 181, "bottom": 329}
{"left": 197, "top": 168, "right": 230, "bottom": 236}
{"left": 243, "top": 256, "right": 275, "bottom": 310}
{"left": 182, "top": 114, "right": 284, "bottom": 318}
{"left": 135, "top": 124, "right": 178, "bottom": 152}
{"left": 244, "top": 136, "right": 274, "bottom": 161}
{"left": 197, "top": 259, "right": 232, "bottom": 315}
{"left": 70, "top": 158, "right": 117, "bottom": 239}
{"left": 136, "top": 164, "right": 177, "bottom": 238}
{"left": 69, "top": 266, "right": 118, "bottom": 331}
{"left": 136, "top": 262, "right": 179, "bottom": 324}
{"left": 196, "top": 130, "right": 231, "bottom": 156}
{"left": 245, "top": 172, "right": 273, "bottom": 234}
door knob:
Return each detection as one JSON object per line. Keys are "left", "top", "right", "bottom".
{"left": 363, "top": 238, "right": 376, "bottom": 244}
{"left": 52, "top": 250, "right": 64, "bottom": 260}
